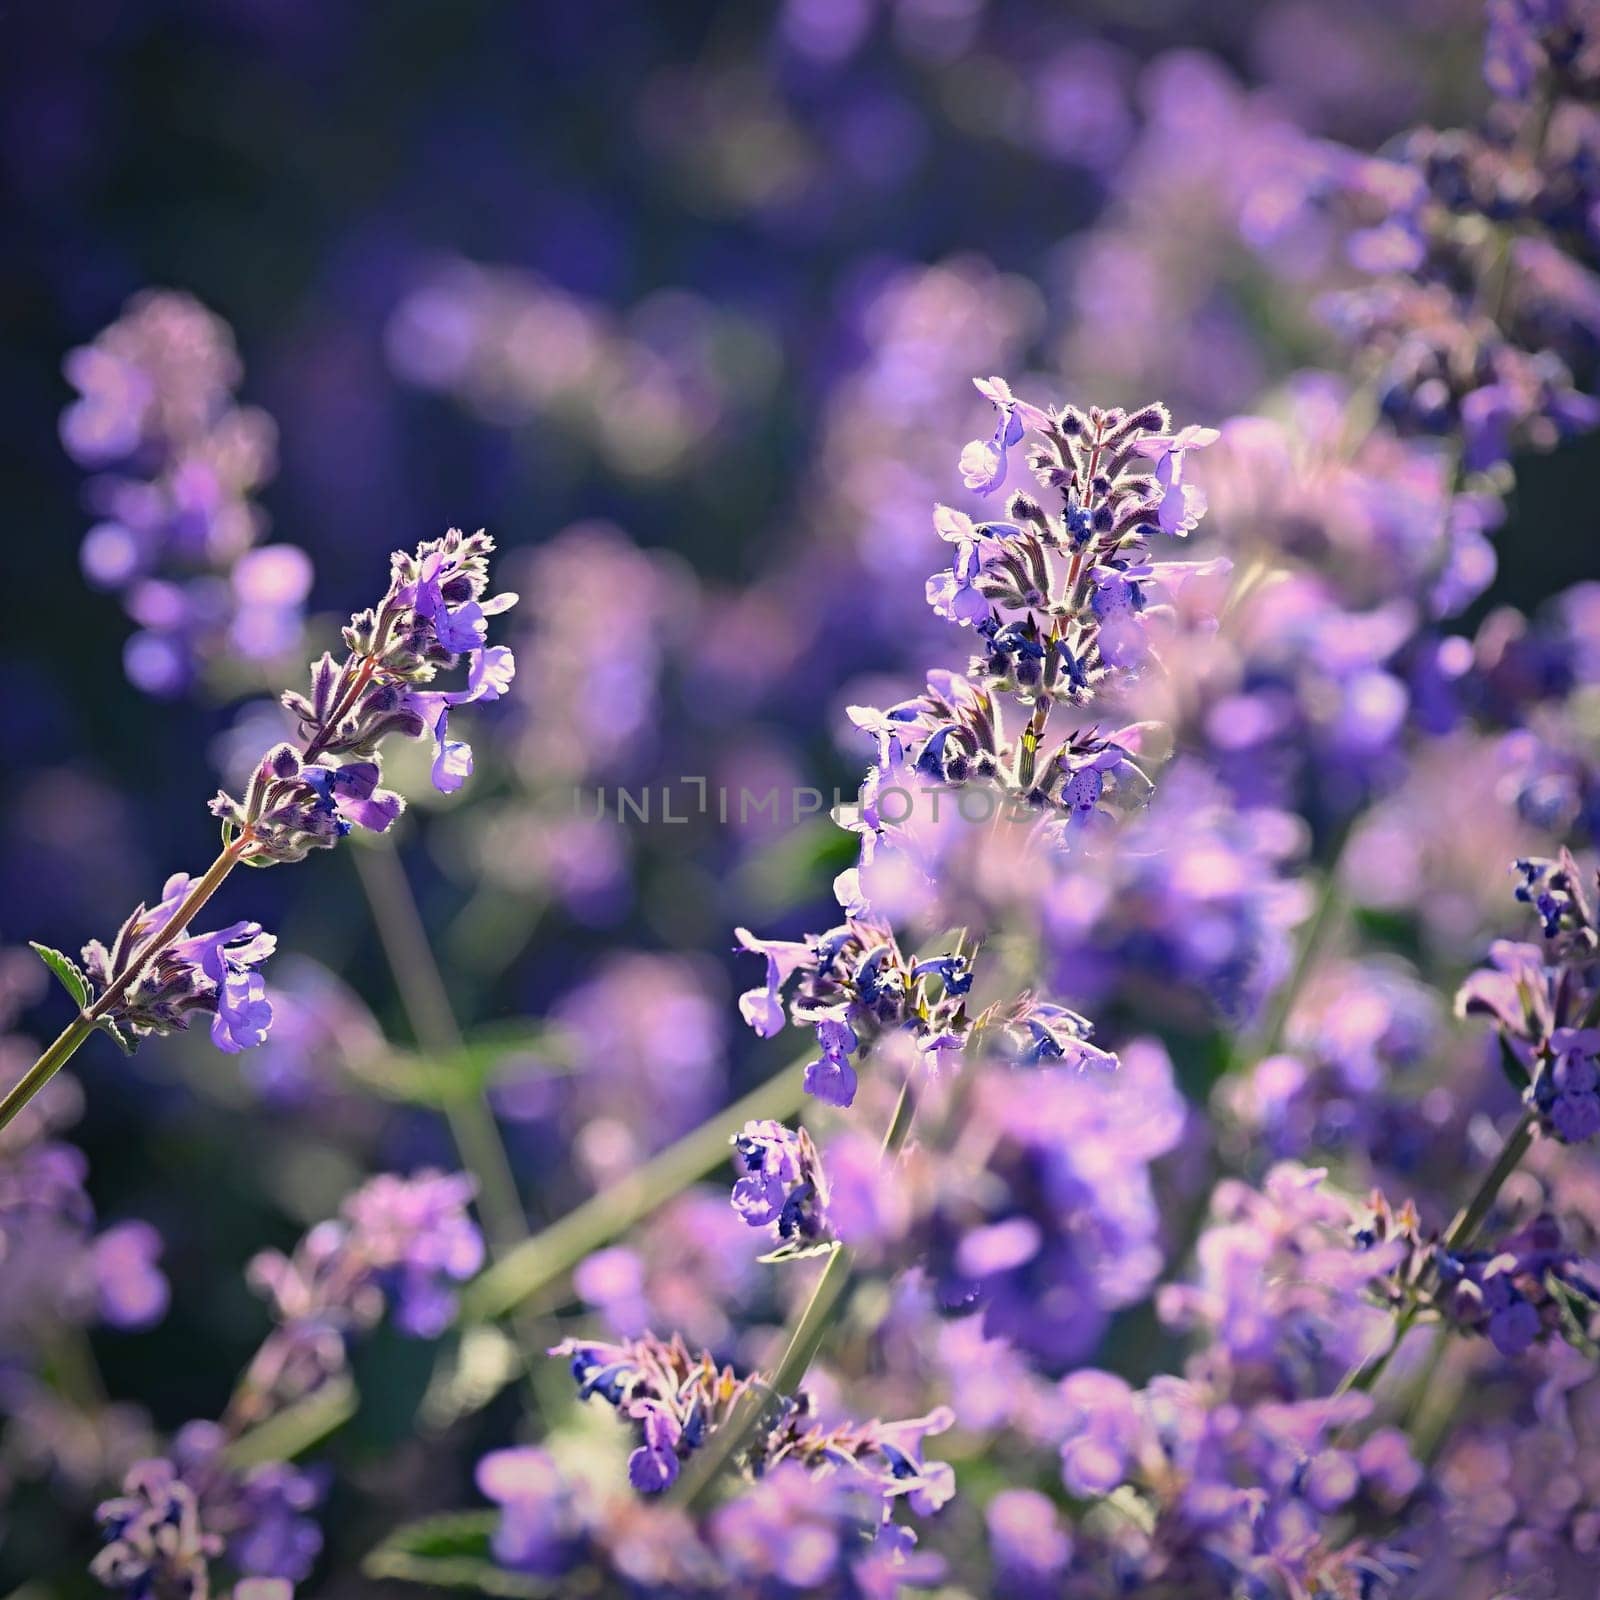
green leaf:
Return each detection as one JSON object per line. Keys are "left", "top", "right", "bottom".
{"left": 1548, "top": 1274, "right": 1600, "bottom": 1359}
{"left": 364, "top": 1512, "right": 564, "bottom": 1596}
{"left": 1497, "top": 1035, "right": 1532, "bottom": 1094}
{"left": 344, "top": 1024, "right": 572, "bottom": 1108}
{"left": 29, "top": 942, "right": 88, "bottom": 1011}
{"left": 758, "top": 1239, "right": 840, "bottom": 1266}
{"left": 97, "top": 1017, "right": 136, "bottom": 1057}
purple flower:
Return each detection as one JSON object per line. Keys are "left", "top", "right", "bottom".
{"left": 94, "top": 1220, "right": 170, "bottom": 1330}
{"left": 81, "top": 882, "right": 278, "bottom": 1055}
{"left": 926, "top": 505, "right": 994, "bottom": 625}
{"left": 171, "top": 1421, "right": 323, "bottom": 1582}
{"left": 475, "top": 1448, "right": 585, "bottom": 1577}
{"left": 59, "top": 291, "right": 304, "bottom": 697}
{"left": 339, "top": 1170, "right": 486, "bottom": 1337}
{"left": 733, "top": 927, "right": 810, "bottom": 1037}
{"left": 248, "top": 1169, "right": 484, "bottom": 1352}
{"left": 987, "top": 1488, "right": 1072, "bottom": 1596}
{"left": 1423, "top": 1213, "right": 1598, "bottom": 1360}
{"left": 92, "top": 1460, "right": 220, "bottom": 1598}
{"left": 626, "top": 1400, "right": 683, "bottom": 1493}
{"left": 1535, "top": 1027, "right": 1600, "bottom": 1143}
{"left": 959, "top": 376, "right": 1047, "bottom": 496}
{"left": 924, "top": 1041, "right": 1182, "bottom": 1369}
{"left": 710, "top": 1461, "right": 944, "bottom": 1593}
{"left": 1134, "top": 424, "right": 1219, "bottom": 536}
{"left": 180, "top": 922, "right": 277, "bottom": 1053}
{"left": 1058, "top": 1370, "right": 1139, "bottom": 1496}
{"left": 730, "top": 1119, "right": 833, "bottom": 1244}
{"left": 803, "top": 1009, "right": 860, "bottom": 1107}
{"left": 405, "top": 642, "right": 517, "bottom": 796}
{"left": 1008, "top": 1001, "right": 1117, "bottom": 1071}
{"left": 299, "top": 762, "right": 403, "bottom": 837}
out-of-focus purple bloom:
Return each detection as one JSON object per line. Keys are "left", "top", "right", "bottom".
{"left": 498, "top": 952, "right": 727, "bottom": 1179}
{"left": 986, "top": 1487, "right": 1071, "bottom": 1598}
{"left": 92, "top": 1459, "right": 220, "bottom": 1598}
{"left": 1057, "top": 1370, "right": 1141, "bottom": 1497}
{"left": 93, "top": 1221, "right": 170, "bottom": 1330}
{"left": 170, "top": 1421, "right": 323, "bottom": 1583}
{"left": 60, "top": 291, "right": 305, "bottom": 698}
{"left": 245, "top": 1169, "right": 483, "bottom": 1404}
{"left": 475, "top": 1448, "right": 587, "bottom": 1577}
{"left": 921, "top": 1039, "right": 1185, "bottom": 1370}
{"left": 1159, "top": 1163, "right": 1400, "bottom": 1395}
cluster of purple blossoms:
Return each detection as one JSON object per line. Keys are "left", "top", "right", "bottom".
{"left": 1052, "top": 1371, "right": 1421, "bottom": 1598}
{"left": 241, "top": 1169, "right": 484, "bottom": 1410}
{"left": 35, "top": 530, "right": 517, "bottom": 1069}
{"left": 901, "top": 388, "right": 1221, "bottom": 789}
{"left": 1458, "top": 853, "right": 1600, "bottom": 1144}
{"left": 735, "top": 920, "right": 1021, "bottom": 1109}
{"left": 730, "top": 1119, "right": 834, "bottom": 1253}
{"left": 78, "top": 876, "right": 276, "bottom": 1056}
{"left": 1363, "top": 1193, "right": 1599, "bottom": 1359}
{"left": 1037, "top": 762, "right": 1310, "bottom": 1027}
{"left": 1318, "top": 8, "right": 1600, "bottom": 474}
{"left": 909, "top": 1037, "right": 1189, "bottom": 1371}
{"left": 60, "top": 291, "right": 310, "bottom": 698}
{"left": 493, "top": 951, "right": 728, "bottom": 1181}
{"left": 532, "top": 377, "right": 1214, "bottom": 1582}
{"left": 1220, "top": 958, "right": 1447, "bottom": 1170}
{"left": 93, "top": 1424, "right": 319, "bottom": 1599}
{"left": 1027, "top": 1161, "right": 1428, "bottom": 1596}
{"left": 386, "top": 259, "right": 760, "bottom": 481}
{"left": 217, "top": 526, "right": 518, "bottom": 844}
{"left": 0, "top": 1042, "right": 167, "bottom": 1501}
{"left": 1158, "top": 1163, "right": 1401, "bottom": 1397}
{"left": 475, "top": 1446, "right": 943, "bottom": 1595}
{"left": 0, "top": 1070, "right": 168, "bottom": 1347}
{"left": 92, "top": 1449, "right": 313, "bottom": 1600}
{"left": 1431, "top": 1342, "right": 1600, "bottom": 1592}
{"left": 552, "top": 1332, "right": 954, "bottom": 1515}
{"left": 89, "top": 1171, "right": 482, "bottom": 1597}
{"left": 572, "top": 1190, "right": 762, "bottom": 1352}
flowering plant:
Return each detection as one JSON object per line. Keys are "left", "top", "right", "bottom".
{"left": 6, "top": 3, "right": 1600, "bottom": 1598}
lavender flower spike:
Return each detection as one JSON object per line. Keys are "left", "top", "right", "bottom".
{"left": 7, "top": 529, "right": 516, "bottom": 1133}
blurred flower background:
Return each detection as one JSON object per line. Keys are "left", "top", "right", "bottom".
{"left": 4, "top": 0, "right": 1600, "bottom": 1596}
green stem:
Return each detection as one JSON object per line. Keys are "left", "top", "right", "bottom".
{"left": 462, "top": 1052, "right": 811, "bottom": 1323}
{"left": 674, "top": 1245, "right": 856, "bottom": 1509}
{"left": 0, "top": 841, "right": 247, "bottom": 1134}
{"left": 351, "top": 843, "right": 526, "bottom": 1257}
{"left": 675, "top": 1073, "right": 920, "bottom": 1510}
{"left": 224, "top": 1376, "right": 359, "bottom": 1470}
{"left": 1441, "top": 1106, "right": 1537, "bottom": 1255}
{"left": 1341, "top": 1306, "right": 1419, "bottom": 1397}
